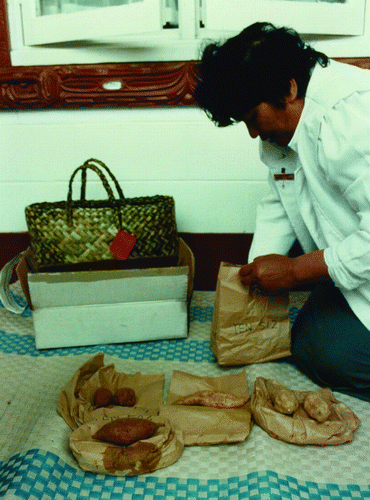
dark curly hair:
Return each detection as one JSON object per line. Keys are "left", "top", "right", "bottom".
{"left": 194, "top": 22, "right": 329, "bottom": 127}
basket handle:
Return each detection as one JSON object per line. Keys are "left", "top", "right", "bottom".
{"left": 80, "top": 158, "right": 125, "bottom": 200}
{"left": 66, "top": 162, "right": 123, "bottom": 228}
{"left": 0, "top": 252, "right": 28, "bottom": 314}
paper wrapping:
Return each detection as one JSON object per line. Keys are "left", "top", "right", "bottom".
{"left": 57, "top": 352, "right": 165, "bottom": 430}
{"left": 69, "top": 407, "right": 184, "bottom": 476}
{"left": 211, "top": 262, "right": 290, "bottom": 365}
{"left": 251, "top": 377, "right": 360, "bottom": 446}
{"left": 160, "top": 370, "right": 252, "bottom": 445}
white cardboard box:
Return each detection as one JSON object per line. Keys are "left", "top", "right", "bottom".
{"left": 18, "top": 238, "right": 194, "bottom": 349}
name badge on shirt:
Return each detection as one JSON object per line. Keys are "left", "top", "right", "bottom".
{"left": 274, "top": 173, "right": 295, "bottom": 181}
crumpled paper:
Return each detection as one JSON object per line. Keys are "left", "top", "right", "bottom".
{"left": 211, "top": 262, "right": 290, "bottom": 365}
{"left": 69, "top": 407, "right": 184, "bottom": 476}
{"left": 57, "top": 352, "right": 165, "bottom": 430}
{"left": 160, "top": 370, "right": 252, "bottom": 445}
{"left": 251, "top": 377, "right": 360, "bottom": 446}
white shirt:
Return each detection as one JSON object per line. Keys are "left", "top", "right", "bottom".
{"left": 248, "top": 59, "right": 370, "bottom": 330}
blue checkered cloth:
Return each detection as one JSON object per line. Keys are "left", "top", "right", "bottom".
{"left": 1, "top": 288, "right": 369, "bottom": 500}
{"left": 2, "top": 450, "right": 370, "bottom": 500}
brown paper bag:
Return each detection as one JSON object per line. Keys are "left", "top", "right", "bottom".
{"left": 160, "top": 370, "right": 252, "bottom": 445}
{"left": 57, "top": 353, "right": 165, "bottom": 430}
{"left": 69, "top": 407, "right": 184, "bottom": 476}
{"left": 251, "top": 377, "right": 360, "bottom": 445}
{"left": 211, "top": 262, "right": 291, "bottom": 365}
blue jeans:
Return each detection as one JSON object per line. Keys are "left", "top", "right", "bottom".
{"left": 291, "top": 282, "right": 370, "bottom": 401}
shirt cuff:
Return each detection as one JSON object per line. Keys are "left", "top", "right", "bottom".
{"left": 324, "top": 246, "right": 365, "bottom": 291}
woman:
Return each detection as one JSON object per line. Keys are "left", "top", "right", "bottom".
{"left": 195, "top": 22, "right": 370, "bottom": 401}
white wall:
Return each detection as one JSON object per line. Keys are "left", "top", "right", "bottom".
{"left": 0, "top": 106, "right": 270, "bottom": 234}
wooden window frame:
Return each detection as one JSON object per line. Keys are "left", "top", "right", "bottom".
{"left": 0, "top": 0, "right": 369, "bottom": 111}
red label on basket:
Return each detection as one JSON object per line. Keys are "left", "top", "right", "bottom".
{"left": 109, "top": 230, "right": 137, "bottom": 260}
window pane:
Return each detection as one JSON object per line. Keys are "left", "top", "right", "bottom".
{"left": 266, "top": 0, "right": 346, "bottom": 2}
{"left": 205, "top": 0, "right": 364, "bottom": 36}
{"left": 37, "top": 0, "right": 143, "bottom": 16}
{"left": 163, "top": 0, "right": 178, "bottom": 28}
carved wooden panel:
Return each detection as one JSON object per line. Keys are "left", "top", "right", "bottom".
{"left": 336, "top": 57, "right": 370, "bottom": 70}
{"left": 0, "top": 60, "right": 198, "bottom": 109}
{"left": 0, "top": 0, "right": 197, "bottom": 109}
{"left": 0, "top": 0, "right": 368, "bottom": 111}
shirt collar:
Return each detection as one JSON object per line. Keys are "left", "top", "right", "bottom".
{"left": 261, "top": 62, "right": 329, "bottom": 161}
{"left": 288, "top": 62, "right": 326, "bottom": 153}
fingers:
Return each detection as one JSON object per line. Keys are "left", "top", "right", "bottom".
{"left": 238, "top": 263, "right": 255, "bottom": 286}
{"left": 238, "top": 263, "right": 253, "bottom": 277}
{"left": 239, "top": 254, "right": 295, "bottom": 293}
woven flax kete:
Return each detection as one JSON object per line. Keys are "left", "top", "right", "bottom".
{"left": 25, "top": 159, "right": 179, "bottom": 268}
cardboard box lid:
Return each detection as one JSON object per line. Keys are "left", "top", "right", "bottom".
{"left": 17, "top": 238, "right": 194, "bottom": 310}
{"left": 33, "top": 299, "right": 189, "bottom": 349}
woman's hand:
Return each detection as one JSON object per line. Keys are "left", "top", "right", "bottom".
{"left": 239, "top": 250, "right": 331, "bottom": 293}
{"left": 239, "top": 254, "right": 298, "bottom": 293}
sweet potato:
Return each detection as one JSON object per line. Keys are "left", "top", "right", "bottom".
{"left": 93, "top": 387, "right": 113, "bottom": 408}
{"left": 93, "top": 418, "right": 159, "bottom": 446}
{"left": 265, "top": 379, "right": 299, "bottom": 414}
{"left": 304, "top": 390, "right": 331, "bottom": 422}
{"left": 114, "top": 388, "right": 137, "bottom": 407}
{"left": 174, "top": 390, "right": 248, "bottom": 409}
